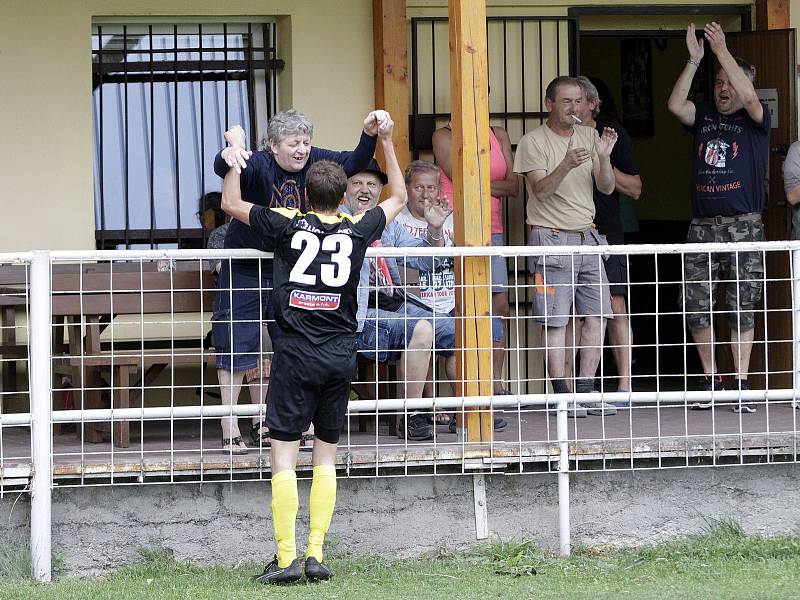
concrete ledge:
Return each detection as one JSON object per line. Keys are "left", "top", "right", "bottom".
{"left": 2, "top": 463, "right": 799, "bottom": 575}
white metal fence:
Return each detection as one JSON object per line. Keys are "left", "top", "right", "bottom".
{"left": 1, "top": 242, "right": 799, "bottom": 580}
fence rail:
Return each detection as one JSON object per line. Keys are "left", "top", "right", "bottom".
{"left": 1, "top": 243, "right": 799, "bottom": 581}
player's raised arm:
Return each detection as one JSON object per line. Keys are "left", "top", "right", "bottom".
{"left": 221, "top": 167, "right": 255, "bottom": 225}
{"left": 377, "top": 115, "right": 408, "bottom": 224}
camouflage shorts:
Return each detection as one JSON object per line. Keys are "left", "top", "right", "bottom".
{"left": 680, "top": 217, "right": 764, "bottom": 331}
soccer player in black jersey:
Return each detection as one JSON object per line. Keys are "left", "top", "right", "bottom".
{"left": 221, "top": 114, "right": 406, "bottom": 584}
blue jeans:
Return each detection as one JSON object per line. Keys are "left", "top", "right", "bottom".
{"left": 211, "top": 259, "right": 282, "bottom": 371}
{"left": 357, "top": 301, "right": 456, "bottom": 362}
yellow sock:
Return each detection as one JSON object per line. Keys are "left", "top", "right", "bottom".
{"left": 271, "top": 469, "right": 298, "bottom": 568}
{"left": 306, "top": 464, "right": 337, "bottom": 562}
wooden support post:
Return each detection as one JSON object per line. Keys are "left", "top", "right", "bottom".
{"left": 373, "top": 0, "right": 410, "bottom": 171}
{"left": 755, "top": 0, "right": 789, "bottom": 30}
{"left": 112, "top": 364, "right": 131, "bottom": 448}
{"left": 448, "top": 0, "right": 494, "bottom": 443}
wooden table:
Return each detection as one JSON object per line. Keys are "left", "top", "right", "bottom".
{"left": 1, "top": 262, "right": 214, "bottom": 447}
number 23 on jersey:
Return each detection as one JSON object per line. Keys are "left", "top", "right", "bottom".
{"left": 288, "top": 230, "right": 353, "bottom": 288}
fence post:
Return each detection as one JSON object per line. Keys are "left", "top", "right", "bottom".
{"left": 793, "top": 249, "right": 800, "bottom": 411}
{"left": 29, "top": 251, "right": 52, "bottom": 582}
{"left": 557, "top": 395, "right": 570, "bottom": 556}
{"left": 472, "top": 473, "right": 489, "bottom": 539}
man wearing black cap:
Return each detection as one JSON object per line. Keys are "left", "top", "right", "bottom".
{"left": 343, "top": 159, "right": 451, "bottom": 441}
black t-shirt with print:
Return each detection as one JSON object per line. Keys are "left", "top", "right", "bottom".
{"left": 592, "top": 119, "right": 639, "bottom": 244}
{"left": 690, "top": 102, "right": 770, "bottom": 217}
{"left": 213, "top": 132, "right": 377, "bottom": 253}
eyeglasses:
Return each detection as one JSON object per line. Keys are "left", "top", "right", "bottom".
{"left": 411, "top": 185, "right": 438, "bottom": 194}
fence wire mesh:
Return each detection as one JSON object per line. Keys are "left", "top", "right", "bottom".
{"left": 0, "top": 256, "right": 32, "bottom": 496}
{"left": 0, "top": 244, "right": 799, "bottom": 490}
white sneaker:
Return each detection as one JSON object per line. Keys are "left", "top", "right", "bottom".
{"left": 582, "top": 401, "right": 618, "bottom": 416}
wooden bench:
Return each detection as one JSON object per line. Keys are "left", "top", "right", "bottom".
{"left": 351, "top": 356, "right": 400, "bottom": 435}
{"left": 0, "top": 262, "right": 216, "bottom": 447}
{"left": 55, "top": 348, "right": 215, "bottom": 447}
{"left": 51, "top": 264, "right": 214, "bottom": 447}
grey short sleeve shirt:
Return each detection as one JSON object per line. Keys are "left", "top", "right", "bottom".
{"left": 783, "top": 141, "right": 800, "bottom": 240}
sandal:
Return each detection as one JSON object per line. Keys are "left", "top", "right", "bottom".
{"left": 222, "top": 436, "right": 248, "bottom": 455}
{"left": 434, "top": 413, "right": 453, "bottom": 427}
{"left": 250, "top": 421, "right": 271, "bottom": 446}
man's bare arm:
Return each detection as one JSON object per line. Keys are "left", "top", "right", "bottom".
{"left": 667, "top": 24, "right": 703, "bottom": 126}
{"left": 221, "top": 168, "right": 255, "bottom": 225}
{"left": 614, "top": 169, "right": 642, "bottom": 200}
{"left": 704, "top": 22, "right": 763, "bottom": 124}
{"left": 526, "top": 133, "right": 589, "bottom": 201}
{"left": 786, "top": 186, "right": 800, "bottom": 206}
{"left": 526, "top": 163, "right": 571, "bottom": 201}
{"left": 594, "top": 157, "right": 615, "bottom": 195}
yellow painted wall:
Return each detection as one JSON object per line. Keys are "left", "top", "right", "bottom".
{"left": 0, "top": 0, "right": 776, "bottom": 251}
{"left": 0, "top": 0, "right": 373, "bottom": 251}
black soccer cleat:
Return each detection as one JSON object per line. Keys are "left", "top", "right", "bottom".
{"left": 253, "top": 556, "right": 302, "bottom": 585}
{"left": 305, "top": 556, "right": 333, "bottom": 582}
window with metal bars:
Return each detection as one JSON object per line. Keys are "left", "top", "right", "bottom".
{"left": 91, "top": 22, "right": 282, "bottom": 249}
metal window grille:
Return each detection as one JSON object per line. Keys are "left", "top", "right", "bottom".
{"left": 411, "top": 16, "right": 577, "bottom": 150}
{"left": 91, "top": 22, "right": 281, "bottom": 250}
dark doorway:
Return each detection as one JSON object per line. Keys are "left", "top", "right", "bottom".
{"left": 580, "top": 32, "right": 701, "bottom": 389}
{"left": 577, "top": 7, "right": 796, "bottom": 392}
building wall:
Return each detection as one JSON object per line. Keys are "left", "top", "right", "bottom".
{"left": 0, "top": 0, "right": 374, "bottom": 251}
{"left": 0, "top": 0, "right": 785, "bottom": 251}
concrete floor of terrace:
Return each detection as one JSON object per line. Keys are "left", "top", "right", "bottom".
{"left": 2, "top": 400, "right": 799, "bottom": 485}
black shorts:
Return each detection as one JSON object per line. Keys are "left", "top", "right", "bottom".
{"left": 603, "top": 254, "right": 630, "bottom": 296}
{"left": 265, "top": 333, "right": 357, "bottom": 444}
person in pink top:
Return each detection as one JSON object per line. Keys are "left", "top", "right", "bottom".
{"left": 432, "top": 121, "right": 519, "bottom": 395}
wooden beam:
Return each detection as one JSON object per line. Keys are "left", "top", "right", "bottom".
{"left": 373, "top": 0, "right": 410, "bottom": 171}
{"left": 448, "top": 0, "right": 494, "bottom": 443}
{"left": 755, "top": 0, "right": 789, "bottom": 30}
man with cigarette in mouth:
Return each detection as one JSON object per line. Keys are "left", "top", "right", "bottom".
{"left": 513, "top": 76, "right": 619, "bottom": 417}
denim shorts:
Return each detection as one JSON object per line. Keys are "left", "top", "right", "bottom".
{"left": 357, "top": 301, "right": 456, "bottom": 363}
{"left": 490, "top": 232, "right": 509, "bottom": 292}
{"left": 211, "top": 259, "right": 282, "bottom": 372}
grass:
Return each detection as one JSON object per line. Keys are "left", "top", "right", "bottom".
{"left": 2, "top": 521, "right": 799, "bottom": 599}
{"left": 0, "top": 536, "right": 31, "bottom": 585}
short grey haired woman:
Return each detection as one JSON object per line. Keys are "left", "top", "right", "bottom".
{"left": 210, "top": 108, "right": 392, "bottom": 454}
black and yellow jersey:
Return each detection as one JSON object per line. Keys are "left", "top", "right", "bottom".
{"left": 248, "top": 205, "right": 386, "bottom": 344}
